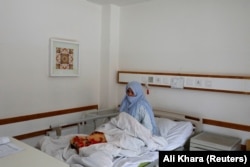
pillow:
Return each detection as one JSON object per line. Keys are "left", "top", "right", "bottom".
{"left": 164, "top": 121, "right": 193, "bottom": 150}
{"left": 155, "top": 117, "right": 177, "bottom": 137}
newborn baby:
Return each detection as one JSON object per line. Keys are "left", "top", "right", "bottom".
{"left": 70, "top": 131, "right": 107, "bottom": 153}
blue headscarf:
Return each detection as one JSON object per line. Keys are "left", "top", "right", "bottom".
{"left": 119, "top": 81, "right": 159, "bottom": 135}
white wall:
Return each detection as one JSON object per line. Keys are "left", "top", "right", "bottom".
{"left": 0, "top": 0, "right": 111, "bottom": 145}
{"left": 0, "top": 0, "right": 102, "bottom": 119}
{"left": 0, "top": 0, "right": 249, "bottom": 146}
{"left": 99, "top": 5, "right": 120, "bottom": 109}
{"left": 119, "top": 0, "right": 250, "bottom": 74}
{"left": 117, "top": 0, "right": 250, "bottom": 144}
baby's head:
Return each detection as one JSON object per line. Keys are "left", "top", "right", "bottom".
{"left": 70, "top": 131, "right": 107, "bottom": 153}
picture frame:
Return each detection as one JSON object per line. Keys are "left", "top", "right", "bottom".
{"left": 50, "top": 38, "right": 80, "bottom": 76}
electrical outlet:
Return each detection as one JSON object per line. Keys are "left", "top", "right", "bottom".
{"left": 148, "top": 76, "right": 154, "bottom": 83}
{"left": 194, "top": 79, "right": 202, "bottom": 87}
{"left": 170, "top": 77, "right": 184, "bottom": 89}
{"left": 205, "top": 80, "right": 212, "bottom": 88}
{"left": 141, "top": 76, "right": 147, "bottom": 83}
{"left": 186, "top": 78, "right": 193, "bottom": 86}
{"left": 163, "top": 77, "right": 169, "bottom": 85}
{"left": 154, "top": 76, "right": 161, "bottom": 84}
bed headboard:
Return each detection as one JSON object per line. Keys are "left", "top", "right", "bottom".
{"left": 153, "top": 108, "right": 202, "bottom": 134}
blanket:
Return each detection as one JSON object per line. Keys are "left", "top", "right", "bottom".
{"left": 37, "top": 112, "right": 168, "bottom": 167}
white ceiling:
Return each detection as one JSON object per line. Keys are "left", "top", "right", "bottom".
{"left": 87, "top": 0, "right": 151, "bottom": 6}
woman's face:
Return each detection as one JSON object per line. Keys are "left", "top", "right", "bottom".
{"left": 126, "top": 88, "right": 135, "bottom": 96}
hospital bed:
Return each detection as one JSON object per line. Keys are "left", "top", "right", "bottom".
{"left": 37, "top": 108, "right": 202, "bottom": 167}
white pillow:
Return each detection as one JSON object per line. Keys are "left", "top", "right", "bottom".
{"left": 155, "top": 117, "right": 177, "bottom": 137}
{"left": 164, "top": 121, "right": 193, "bottom": 150}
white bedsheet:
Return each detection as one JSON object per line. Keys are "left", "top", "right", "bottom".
{"left": 161, "top": 120, "right": 193, "bottom": 150}
{"left": 111, "top": 119, "right": 194, "bottom": 167}
{"left": 37, "top": 112, "right": 168, "bottom": 167}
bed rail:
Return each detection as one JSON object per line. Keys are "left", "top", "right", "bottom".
{"left": 47, "top": 108, "right": 202, "bottom": 137}
{"left": 48, "top": 108, "right": 119, "bottom": 137}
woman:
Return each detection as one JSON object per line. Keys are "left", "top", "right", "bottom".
{"left": 119, "top": 81, "right": 159, "bottom": 136}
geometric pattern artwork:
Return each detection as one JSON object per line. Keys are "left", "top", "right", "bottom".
{"left": 55, "top": 47, "right": 74, "bottom": 70}
{"left": 50, "top": 38, "right": 79, "bottom": 76}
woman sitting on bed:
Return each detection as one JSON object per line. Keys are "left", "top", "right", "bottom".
{"left": 70, "top": 81, "right": 159, "bottom": 153}
{"left": 119, "top": 81, "right": 159, "bottom": 136}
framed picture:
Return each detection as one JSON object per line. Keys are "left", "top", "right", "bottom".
{"left": 50, "top": 38, "right": 80, "bottom": 76}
